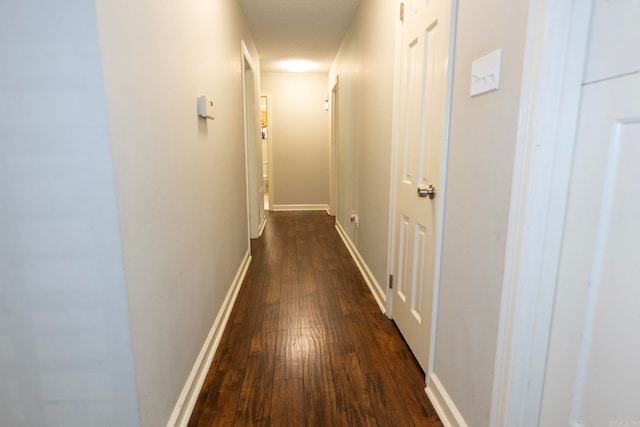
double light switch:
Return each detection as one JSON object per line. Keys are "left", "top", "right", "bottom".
{"left": 470, "top": 49, "right": 502, "bottom": 97}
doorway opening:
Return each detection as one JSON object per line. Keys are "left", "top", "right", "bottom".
{"left": 241, "top": 41, "right": 265, "bottom": 240}
{"left": 260, "top": 94, "right": 273, "bottom": 211}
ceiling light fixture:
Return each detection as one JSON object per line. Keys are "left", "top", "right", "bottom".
{"left": 280, "top": 59, "right": 315, "bottom": 73}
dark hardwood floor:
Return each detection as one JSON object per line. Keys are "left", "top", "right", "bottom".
{"left": 187, "top": 211, "right": 442, "bottom": 427}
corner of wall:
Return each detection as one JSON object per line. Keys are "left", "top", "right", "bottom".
{"left": 166, "top": 251, "right": 251, "bottom": 427}
{"left": 335, "top": 220, "right": 386, "bottom": 313}
{"left": 426, "top": 373, "right": 469, "bottom": 427}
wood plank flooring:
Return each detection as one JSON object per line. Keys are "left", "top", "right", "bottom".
{"left": 188, "top": 211, "right": 442, "bottom": 427}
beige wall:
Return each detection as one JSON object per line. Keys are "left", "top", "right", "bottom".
{"left": 95, "top": 0, "right": 260, "bottom": 425}
{"left": 433, "top": 0, "right": 529, "bottom": 424}
{"left": 261, "top": 72, "right": 330, "bottom": 208}
{"left": 329, "top": 0, "right": 397, "bottom": 288}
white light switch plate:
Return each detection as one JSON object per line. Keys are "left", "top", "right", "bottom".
{"left": 470, "top": 49, "right": 502, "bottom": 97}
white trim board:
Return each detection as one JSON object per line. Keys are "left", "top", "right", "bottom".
{"left": 272, "top": 204, "right": 329, "bottom": 212}
{"left": 335, "top": 220, "right": 386, "bottom": 313}
{"left": 489, "top": 1, "right": 593, "bottom": 426}
{"left": 426, "top": 373, "right": 468, "bottom": 427}
{"left": 166, "top": 250, "right": 252, "bottom": 427}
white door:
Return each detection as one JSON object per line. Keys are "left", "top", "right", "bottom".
{"left": 392, "top": 0, "right": 452, "bottom": 371}
{"left": 539, "top": 2, "right": 640, "bottom": 425}
{"left": 242, "top": 43, "right": 264, "bottom": 239}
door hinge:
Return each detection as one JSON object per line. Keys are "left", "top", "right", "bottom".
{"left": 389, "top": 274, "right": 394, "bottom": 289}
{"left": 399, "top": 3, "right": 405, "bottom": 22}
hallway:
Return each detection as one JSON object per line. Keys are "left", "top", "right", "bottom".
{"left": 187, "top": 211, "right": 442, "bottom": 426}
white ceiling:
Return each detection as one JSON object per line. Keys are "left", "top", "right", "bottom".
{"left": 238, "top": 0, "right": 362, "bottom": 73}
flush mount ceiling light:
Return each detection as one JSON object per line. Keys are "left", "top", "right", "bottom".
{"left": 279, "top": 59, "right": 316, "bottom": 73}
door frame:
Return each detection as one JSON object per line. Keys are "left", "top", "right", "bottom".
{"left": 241, "top": 41, "right": 261, "bottom": 240}
{"left": 489, "top": 1, "right": 594, "bottom": 425}
{"left": 385, "top": 0, "right": 459, "bottom": 376}
{"left": 261, "top": 92, "right": 274, "bottom": 212}
{"left": 329, "top": 77, "right": 339, "bottom": 217}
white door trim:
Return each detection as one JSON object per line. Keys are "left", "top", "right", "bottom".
{"left": 241, "top": 41, "right": 260, "bottom": 239}
{"left": 489, "top": 1, "right": 593, "bottom": 425}
{"left": 262, "top": 91, "right": 274, "bottom": 212}
{"left": 385, "top": 0, "right": 404, "bottom": 319}
{"left": 427, "top": 0, "right": 458, "bottom": 376}
{"left": 329, "top": 77, "right": 339, "bottom": 217}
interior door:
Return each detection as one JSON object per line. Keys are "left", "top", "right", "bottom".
{"left": 242, "top": 44, "right": 263, "bottom": 239}
{"left": 539, "top": 2, "right": 640, "bottom": 424}
{"left": 392, "top": 0, "right": 452, "bottom": 371}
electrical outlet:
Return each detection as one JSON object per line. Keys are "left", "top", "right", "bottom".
{"left": 349, "top": 211, "right": 359, "bottom": 228}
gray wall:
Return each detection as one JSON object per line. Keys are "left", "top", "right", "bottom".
{"left": 0, "top": 1, "right": 140, "bottom": 425}
{"left": 329, "top": 0, "right": 397, "bottom": 289}
{"left": 0, "top": 0, "right": 260, "bottom": 426}
{"left": 1, "top": 0, "right": 537, "bottom": 424}
{"left": 261, "top": 72, "right": 330, "bottom": 209}
{"left": 95, "top": 0, "right": 260, "bottom": 425}
{"left": 330, "top": 0, "right": 532, "bottom": 424}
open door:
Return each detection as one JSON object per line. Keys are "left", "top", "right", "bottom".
{"left": 390, "top": 0, "right": 454, "bottom": 372}
{"left": 241, "top": 42, "right": 265, "bottom": 239}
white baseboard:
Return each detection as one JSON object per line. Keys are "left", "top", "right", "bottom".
{"left": 272, "top": 204, "right": 329, "bottom": 211}
{"left": 334, "top": 220, "right": 386, "bottom": 313}
{"left": 426, "top": 373, "right": 468, "bottom": 427}
{"left": 166, "top": 249, "right": 252, "bottom": 427}
{"left": 258, "top": 214, "right": 267, "bottom": 236}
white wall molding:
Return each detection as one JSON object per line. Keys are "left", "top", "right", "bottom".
{"left": 263, "top": 91, "right": 275, "bottom": 213}
{"left": 335, "top": 220, "right": 386, "bottom": 313}
{"left": 490, "top": 1, "right": 593, "bottom": 426}
{"left": 258, "top": 215, "right": 267, "bottom": 236}
{"left": 426, "top": 373, "right": 468, "bottom": 427}
{"left": 272, "top": 204, "right": 329, "bottom": 212}
{"left": 385, "top": 0, "right": 404, "bottom": 320}
{"left": 241, "top": 40, "right": 260, "bottom": 240}
{"left": 166, "top": 250, "right": 252, "bottom": 427}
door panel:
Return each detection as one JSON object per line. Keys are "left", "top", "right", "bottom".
{"left": 392, "top": 0, "right": 451, "bottom": 371}
{"left": 577, "top": 84, "right": 640, "bottom": 426}
{"left": 397, "top": 214, "right": 410, "bottom": 302}
{"left": 539, "top": 72, "right": 640, "bottom": 427}
{"left": 539, "top": 4, "right": 640, "bottom": 425}
{"left": 583, "top": 0, "right": 640, "bottom": 84}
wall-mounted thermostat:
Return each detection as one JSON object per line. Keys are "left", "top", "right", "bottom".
{"left": 197, "top": 96, "right": 215, "bottom": 119}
